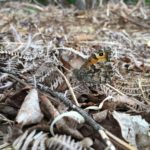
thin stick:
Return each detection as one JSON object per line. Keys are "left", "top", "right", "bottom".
{"left": 106, "top": 84, "right": 125, "bottom": 96}
{"left": 46, "top": 88, "right": 137, "bottom": 150}
{"left": 56, "top": 68, "right": 80, "bottom": 107}
{"left": 46, "top": 90, "right": 116, "bottom": 150}
{"left": 106, "top": 131, "right": 137, "bottom": 150}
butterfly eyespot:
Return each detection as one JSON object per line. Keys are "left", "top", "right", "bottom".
{"left": 99, "top": 52, "right": 104, "bottom": 56}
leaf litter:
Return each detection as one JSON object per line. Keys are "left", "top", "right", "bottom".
{"left": 0, "top": 1, "right": 150, "bottom": 150}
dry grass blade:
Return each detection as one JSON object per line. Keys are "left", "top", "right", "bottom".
{"left": 57, "top": 68, "right": 80, "bottom": 107}
{"left": 106, "top": 84, "right": 126, "bottom": 96}
{"left": 21, "top": 3, "right": 45, "bottom": 12}
{"left": 50, "top": 111, "right": 85, "bottom": 136}
{"left": 0, "top": 113, "right": 14, "bottom": 124}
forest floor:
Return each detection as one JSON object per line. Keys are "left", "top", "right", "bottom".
{"left": 0, "top": 1, "right": 150, "bottom": 150}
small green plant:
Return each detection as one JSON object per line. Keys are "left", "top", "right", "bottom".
{"left": 124, "top": 0, "right": 150, "bottom": 4}
{"left": 146, "top": 0, "right": 150, "bottom": 4}
{"left": 67, "top": 0, "right": 76, "bottom": 4}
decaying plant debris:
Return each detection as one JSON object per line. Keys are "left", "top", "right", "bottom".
{"left": 0, "top": 1, "right": 150, "bottom": 150}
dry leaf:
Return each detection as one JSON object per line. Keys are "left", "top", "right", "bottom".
{"left": 16, "top": 89, "right": 43, "bottom": 126}
{"left": 112, "top": 111, "right": 149, "bottom": 148}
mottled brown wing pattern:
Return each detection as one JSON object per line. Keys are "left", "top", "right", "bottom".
{"left": 73, "top": 48, "right": 114, "bottom": 84}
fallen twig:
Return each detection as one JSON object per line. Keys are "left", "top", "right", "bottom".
{"left": 39, "top": 84, "right": 137, "bottom": 150}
